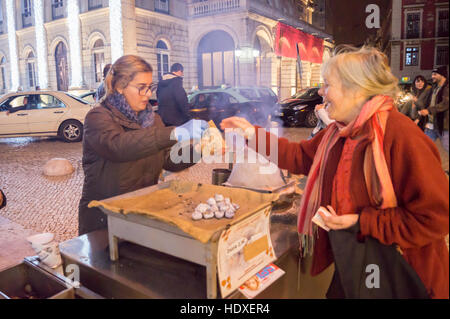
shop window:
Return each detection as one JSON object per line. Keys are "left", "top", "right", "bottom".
{"left": 156, "top": 40, "right": 169, "bottom": 81}
{"left": 406, "top": 12, "right": 420, "bottom": 39}
{"left": 92, "top": 39, "right": 105, "bottom": 83}
{"left": 26, "top": 52, "right": 37, "bottom": 89}
{"left": 198, "top": 30, "right": 235, "bottom": 89}
{"left": 436, "top": 46, "right": 449, "bottom": 66}
{"left": 88, "top": 0, "right": 103, "bottom": 10}
{"left": 437, "top": 10, "right": 449, "bottom": 38}
{"left": 405, "top": 47, "right": 419, "bottom": 66}
{"left": 155, "top": 0, "right": 169, "bottom": 14}
{"left": 0, "top": 3, "right": 4, "bottom": 35}
{"left": 135, "top": 0, "right": 152, "bottom": 10}
{"left": 52, "top": 0, "right": 64, "bottom": 20}
{"left": 22, "top": 0, "right": 33, "bottom": 28}
{"left": 0, "top": 56, "right": 6, "bottom": 93}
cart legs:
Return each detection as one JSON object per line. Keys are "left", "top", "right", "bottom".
{"left": 109, "top": 233, "right": 119, "bottom": 261}
{"left": 206, "top": 242, "right": 218, "bottom": 299}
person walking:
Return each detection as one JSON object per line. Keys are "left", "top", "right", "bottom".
{"left": 419, "top": 66, "right": 449, "bottom": 153}
{"left": 156, "top": 63, "right": 191, "bottom": 126}
{"left": 94, "top": 63, "right": 112, "bottom": 102}
{"left": 79, "top": 55, "right": 208, "bottom": 235}
{"left": 221, "top": 46, "right": 449, "bottom": 299}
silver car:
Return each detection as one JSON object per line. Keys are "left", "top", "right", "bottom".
{"left": 0, "top": 91, "right": 92, "bottom": 142}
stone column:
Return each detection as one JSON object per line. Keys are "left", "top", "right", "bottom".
{"left": 109, "top": 0, "right": 137, "bottom": 63}
{"left": 5, "top": 0, "right": 19, "bottom": 91}
{"left": 33, "top": 0, "right": 49, "bottom": 89}
{"left": 67, "top": 0, "right": 84, "bottom": 89}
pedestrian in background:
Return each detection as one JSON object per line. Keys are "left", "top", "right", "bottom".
{"left": 94, "top": 63, "right": 112, "bottom": 102}
{"left": 79, "top": 55, "right": 208, "bottom": 235}
{"left": 221, "top": 46, "right": 449, "bottom": 299}
{"left": 157, "top": 63, "right": 191, "bottom": 126}
{"left": 410, "top": 75, "right": 432, "bottom": 130}
{"left": 419, "top": 66, "right": 449, "bottom": 153}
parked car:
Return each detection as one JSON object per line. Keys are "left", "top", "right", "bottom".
{"left": 0, "top": 91, "right": 92, "bottom": 142}
{"left": 233, "top": 86, "right": 279, "bottom": 106}
{"left": 187, "top": 86, "right": 278, "bottom": 128}
{"left": 276, "top": 87, "right": 322, "bottom": 127}
{"left": 79, "top": 91, "right": 96, "bottom": 104}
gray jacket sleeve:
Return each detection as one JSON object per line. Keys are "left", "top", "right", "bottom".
{"left": 83, "top": 108, "right": 177, "bottom": 163}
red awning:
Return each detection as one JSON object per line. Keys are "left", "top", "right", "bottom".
{"left": 275, "top": 22, "right": 324, "bottom": 64}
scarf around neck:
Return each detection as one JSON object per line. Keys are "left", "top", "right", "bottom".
{"left": 105, "top": 92, "right": 154, "bottom": 128}
{"left": 298, "top": 95, "right": 398, "bottom": 255}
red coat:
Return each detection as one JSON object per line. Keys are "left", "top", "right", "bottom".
{"left": 254, "top": 108, "right": 449, "bottom": 298}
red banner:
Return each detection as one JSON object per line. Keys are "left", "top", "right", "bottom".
{"left": 275, "top": 22, "right": 324, "bottom": 64}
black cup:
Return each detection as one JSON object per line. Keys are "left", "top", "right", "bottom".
{"left": 212, "top": 168, "right": 231, "bottom": 185}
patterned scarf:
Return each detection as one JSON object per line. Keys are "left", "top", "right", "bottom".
{"left": 298, "top": 95, "right": 398, "bottom": 255}
{"left": 105, "top": 92, "right": 154, "bottom": 128}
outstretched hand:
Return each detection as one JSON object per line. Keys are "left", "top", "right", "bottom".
{"left": 220, "top": 117, "right": 255, "bottom": 139}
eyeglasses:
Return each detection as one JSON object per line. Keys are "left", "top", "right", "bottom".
{"left": 128, "top": 84, "right": 152, "bottom": 96}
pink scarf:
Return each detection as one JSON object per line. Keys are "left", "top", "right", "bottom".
{"left": 297, "top": 95, "right": 398, "bottom": 254}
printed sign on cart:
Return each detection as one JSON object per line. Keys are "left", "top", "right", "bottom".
{"left": 217, "top": 206, "right": 276, "bottom": 298}
{"left": 239, "top": 263, "right": 285, "bottom": 299}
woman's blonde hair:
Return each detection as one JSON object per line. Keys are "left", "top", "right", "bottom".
{"left": 103, "top": 55, "right": 153, "bottom": 99}
{"left": 321, "top": 45, "right": 399, "bottom": 99}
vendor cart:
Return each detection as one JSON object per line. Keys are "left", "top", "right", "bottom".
{"left": 0, "top": 180, "right": 334, "bottom": 299}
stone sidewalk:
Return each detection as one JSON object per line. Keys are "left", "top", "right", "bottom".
{"left": 0, "top": 128, "right": 448, "bottom": 271}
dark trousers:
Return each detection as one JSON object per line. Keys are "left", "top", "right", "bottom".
{"left": 326, "top": 270, "right": 346, "bottom": 299}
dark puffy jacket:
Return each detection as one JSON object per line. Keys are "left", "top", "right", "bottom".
{"left": 427, "top": 80, "right": 449, "bottom": 134}
{"left": 78, "top": 101, "right": 194, "bottom": 235}
{"left": 156, "top": 73, "right": 191, "bottom": 126}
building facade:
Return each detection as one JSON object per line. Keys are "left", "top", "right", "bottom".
{"left": 0, "top": 0, "right": 333, "bottom": 99}
{"left": 389, "top": 0, "right": 448, "bottom": 82}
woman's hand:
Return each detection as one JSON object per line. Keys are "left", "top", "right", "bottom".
{"left": 315, "top": 103, "right": 325, "bottom": 111}
{"left": 418, "top": 109, "right": 429, "bottom": 116}
{"left": 318, "top": 205, "right": 359, "bottom": 230}
{"left": 173, "top": 119, "right": 209, "bottom": 142}
{"left": 220, "top": 117, "right": 255, "bottom": 139}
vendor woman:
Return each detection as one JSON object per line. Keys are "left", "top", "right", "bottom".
{"left": 79, "top": 55, "right": 208, "bottom": 235}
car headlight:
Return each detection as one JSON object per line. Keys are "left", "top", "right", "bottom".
{"left": 292, "top": 104, "right": 308, "bottom": 111}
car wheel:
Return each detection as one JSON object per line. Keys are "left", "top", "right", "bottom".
{"left": 58, "top": 120, "right": 83, "bottom": 143}
{"left": 305, "top": 110, "right": 318, "bottom": 128}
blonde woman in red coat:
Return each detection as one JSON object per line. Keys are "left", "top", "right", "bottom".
{"left": 221, "top": 46, "right": 449, "bottom": 299}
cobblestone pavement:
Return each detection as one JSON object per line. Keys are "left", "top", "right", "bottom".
{"left": 0, "top": 128, "right": 448, "bottom": 270}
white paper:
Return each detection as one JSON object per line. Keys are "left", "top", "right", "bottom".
{"left": 312, "top": 206, "right": 331, "bottom": 231}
